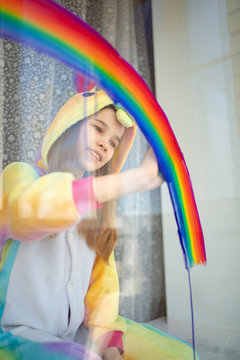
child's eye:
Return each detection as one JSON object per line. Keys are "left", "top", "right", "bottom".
{"left": 109, "top": 141, "right": 117, "bottom": 149}
{"left": 93, "top": 125, "right": 102, "bottom": 133}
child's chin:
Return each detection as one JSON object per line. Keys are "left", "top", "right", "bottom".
{"left": 84, "top": 162, "right": 103, "bottom": 172}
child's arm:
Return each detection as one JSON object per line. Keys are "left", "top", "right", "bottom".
{"left": 0, "top": 162, "right": 100, "bottom": 242}
{"left": 1, "top": 149, "right": 161, "bottom": 242}
{"left": 92, "top": 148, "right": 163, "bottom": 203}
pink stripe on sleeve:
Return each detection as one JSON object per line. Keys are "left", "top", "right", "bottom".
{"left": 72, "top": 177, "right": 102, "bottom": 215}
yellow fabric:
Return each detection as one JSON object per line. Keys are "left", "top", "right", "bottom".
{"left": 122, "top": 318, "right": 200, "bottom": 360}
{"left": 83, "top": 257, "right": 198, "bottom": 359}
{"left": 84, "top": 252, "right": 127, "bottom": 341}
{"left": 0, "top": 162, "right": 80, "bottom": 241}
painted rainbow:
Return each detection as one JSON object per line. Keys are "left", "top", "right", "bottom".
{"left": 0, "top": 0, "right": 206, "bottom": 268}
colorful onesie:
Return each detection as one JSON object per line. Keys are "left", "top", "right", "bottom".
{"left": 0, "top": 89, "right": 199, "bottom": 359}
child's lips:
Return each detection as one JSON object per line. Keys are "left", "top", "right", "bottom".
{"left": 87, "top": 148, "right": 102, "bottom": 162}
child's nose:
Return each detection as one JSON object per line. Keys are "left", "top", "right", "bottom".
{"left": 98, "top": 138, "right": 108, "bottom": 151}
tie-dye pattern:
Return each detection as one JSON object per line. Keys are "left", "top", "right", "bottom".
{"left": 0, "top": 241, "right": 199, "bottom": 359}
{"left": 0, "top": 240, "right": 101, "bottom": 360}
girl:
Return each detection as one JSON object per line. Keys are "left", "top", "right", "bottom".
{"left": 0, "top": 88, "right": 198, "bottom": 360}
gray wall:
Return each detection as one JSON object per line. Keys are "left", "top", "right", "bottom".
{"left": 152, "top": 0, "right": 240, "bottom": 333}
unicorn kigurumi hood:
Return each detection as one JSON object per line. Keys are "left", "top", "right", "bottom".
{"left": 36, "top": 88, "right": 136, "bottom": 174}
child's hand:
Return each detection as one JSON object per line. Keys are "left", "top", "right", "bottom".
{"left": 93, "top": 147, "right": 164, "bottom": 203}
{"left": 139, "top": 148, "right": 164, "bottom": 191}
{"left": 102, "top": 346, "right": 122, "bottom": 360}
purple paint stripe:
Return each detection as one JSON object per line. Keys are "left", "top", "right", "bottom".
{"left": 45, "top": 341, "right": 101, "bottom": 360}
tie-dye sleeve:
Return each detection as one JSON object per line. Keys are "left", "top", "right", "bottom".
{"left": 84, "top": 252, "right": 126, "bottom": 355}
{"left": 0, "top": 162, "right": 99, "bottom": 242}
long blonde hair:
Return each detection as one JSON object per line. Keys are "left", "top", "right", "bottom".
{"left": 47, "top": 106, "right": 118, "bottom": 263}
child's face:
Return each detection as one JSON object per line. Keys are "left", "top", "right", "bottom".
{"left": 77, "top": 108, "right": 125, "bottom": 172}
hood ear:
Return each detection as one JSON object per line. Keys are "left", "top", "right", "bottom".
{"left": 116, "top": 107, "right": 134, "bottom": 128}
